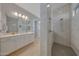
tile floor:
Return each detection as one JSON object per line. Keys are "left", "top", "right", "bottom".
{"left": 9, "top": 41, "right": 76, "bottom": 56}
{"left": 9, "top": 40, "right": 40, "bottom": 56}
{"left": 52, "top": 43, "right": 77, "bottom": 56}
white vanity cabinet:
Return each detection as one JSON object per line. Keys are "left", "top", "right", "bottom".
{"left": 0, "top": 33, "right": 34, "bottom": 56}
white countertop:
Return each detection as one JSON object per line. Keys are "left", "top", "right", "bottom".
{"left": 0, "top": 32, "right": 34, "bottom": 38}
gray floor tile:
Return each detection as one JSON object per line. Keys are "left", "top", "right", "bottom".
{"left": 52, "top": 43, "right": 77, "bottom": 56}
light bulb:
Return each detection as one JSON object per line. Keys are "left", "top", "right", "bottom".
{"left": 18, "top": 14, "right": 22, "bottom": 17}
{"left": 46, "top": 4, "right": 50, "bottom": 8}
{"left": 25, "top": 16, "right": 28, "bottom": 20}
{"left": 14, "top": 12, "right": 18, "bottom": 16}
{"left": 22, "top": 15, "right": 25, "bottom": 19}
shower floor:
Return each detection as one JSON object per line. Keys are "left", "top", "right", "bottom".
{"left": 52, "top": 43, "right": 77, "bottom": 56}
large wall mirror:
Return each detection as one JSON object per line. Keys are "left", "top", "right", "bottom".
{"left": 6, "top": 15, "right": 33, "bottom": 33}
{"left": 1, "top": 3, "right": 38, "bottom": 34}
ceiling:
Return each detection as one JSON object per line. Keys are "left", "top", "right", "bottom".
{"left": 15, "top": 3, "right": 40, "bottom": 18}
{"left": 2, "top": 3, "right": 38, "bottom": 20}
{"left": 51, "top": 3, "right": 67, "bottom": 10}
{"left": 15, "top": 3, "right": 67, "bottom": 18}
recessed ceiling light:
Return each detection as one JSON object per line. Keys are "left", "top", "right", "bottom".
{"left": 14, "top": 12, "right": 18, "bottom": 16}
{"left": 72, "top": 11, "right": 75, "bottom": 16}
{"left": 46, "top": 4, "right": 50, "bottom": 8}
{"left": 18, "top": 13, "right": 22, "bottom": 17}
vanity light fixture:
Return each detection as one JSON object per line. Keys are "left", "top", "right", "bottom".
{"left": 13, "top": 12, "right": 28, "bottom": 20}
{"left": 22, "top": 15, "right": 25, "bottom": 19}
{"left": 14, "top": 12, "right": 18, "bottom": 16}
{"left": 18, "top": 13, "right": 22, "bottom": 17}
{"left": 25, "top": 16, "right": 28, "bottom": 20}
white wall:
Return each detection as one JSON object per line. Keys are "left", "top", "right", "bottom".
{"left": 0, "top": 4, "right": 2, "bottom": 31}
{"left": 40, "top": 4, "right": 54, "bottom": 56}
{"left": 52, "top": 4, "right": 71, "bottom": 46}
{"left": 71, "top": 3, "right": 79, "bottom": 55}
{"left": 40, "top": 4, "right": 49, "bottom": 56}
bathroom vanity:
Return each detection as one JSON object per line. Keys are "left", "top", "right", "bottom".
{"left": 0, "top": 32, "right": 34, "bottom": 56}
{"left": 0, "top": 4, "right": 38, "bottom": 56}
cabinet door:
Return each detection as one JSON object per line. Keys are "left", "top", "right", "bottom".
{"left": 22, "top": 34, "right": 34, "bottom": 45}
{"left": 1, "top": 36, "right": 17, "bottom": 55}
{"left": 16, "top": 35, "right": 24, "bottom": 49}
